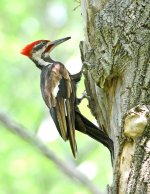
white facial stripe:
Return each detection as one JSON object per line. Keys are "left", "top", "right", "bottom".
{"left": 39, "top": 59, "right": 50, "bottom": 66}
{"left": 44, "top": 53, "right": 49, "bottom": 57}
{"left": 32, "top": 45, "right": 50, "bottom": 66}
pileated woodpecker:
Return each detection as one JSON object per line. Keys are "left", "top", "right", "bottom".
{"left": 21, "top": 37, "right": 114, "bottom": 159}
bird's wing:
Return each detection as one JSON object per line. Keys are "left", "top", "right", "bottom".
{"left": 40, "top": 63, "right": 77, "bottom": 157}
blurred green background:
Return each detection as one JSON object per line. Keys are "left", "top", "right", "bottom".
{"left": 0, "top": 0, "right": 112, "bottom": 193}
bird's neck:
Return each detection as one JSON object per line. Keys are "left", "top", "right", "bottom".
{"left": 31, "top": 53, "right": 54, "bottom": 70}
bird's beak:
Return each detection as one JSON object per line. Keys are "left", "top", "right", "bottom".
{"left": 50, "top": 37, "right": 71, "bottom": 47}
{"left": 44, "top": 37, "right": 71, "bottom": 53}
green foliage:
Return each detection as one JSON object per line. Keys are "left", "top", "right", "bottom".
{"left": 0, "top": 0, "right": 112, "bottom": 193}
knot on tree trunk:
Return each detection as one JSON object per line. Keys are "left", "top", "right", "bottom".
{"left": 124, "top": 104, "right": 149, "bottom": 138}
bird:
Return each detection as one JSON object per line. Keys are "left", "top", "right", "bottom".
{"left": 20, "top": 37, "right": 114, "bottom": 160}
{"left": 21, "top": 37, "right": 77, "bottom": 157}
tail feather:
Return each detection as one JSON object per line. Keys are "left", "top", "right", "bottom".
{"left": 75, "top": 109, "right": 114, "bottom": 160}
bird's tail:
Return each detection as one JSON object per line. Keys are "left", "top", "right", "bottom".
{"left": 75, "top": 109, "right": 114, "bottom": 161}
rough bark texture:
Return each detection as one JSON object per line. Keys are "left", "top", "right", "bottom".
{"left": 80, "top": 0, "right": 150, "bottom": 193}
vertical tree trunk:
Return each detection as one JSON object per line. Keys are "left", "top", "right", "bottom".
{"left": 80, "top": 0, "right": 150, "bottom": 193}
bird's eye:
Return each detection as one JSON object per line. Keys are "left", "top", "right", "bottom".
{"left": 41, "top": 42, "right": 46, "bottom": 46}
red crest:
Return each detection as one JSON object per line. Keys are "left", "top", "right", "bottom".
{"left": 20, "top": 40, "right": 44, "bottom": 57}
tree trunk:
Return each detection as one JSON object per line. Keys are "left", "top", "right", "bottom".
{"left": 80, "top": 0, "right": 150, "bottom": 193}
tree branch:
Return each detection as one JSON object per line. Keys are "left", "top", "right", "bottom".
{"left": 0, "top": 111, "right": 103, "bottom": 194}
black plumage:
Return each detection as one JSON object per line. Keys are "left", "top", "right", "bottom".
{"left": 40, "top": 62, "right": 77, "bottom": 157}
{"left": 21, "top": 37, "right": 114, "bottom": 160}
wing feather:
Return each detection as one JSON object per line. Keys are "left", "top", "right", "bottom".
{"left": 55, "top": 97, "right": 67, "bottom": 141}
{"left": 40, "top": 63, "right": 77, "bottom": 157}
{"left": 61, "top": 65, "right": 77, "bottom": 157}
{"left": 65, "top": 99, "right": 77, "bottom": 157}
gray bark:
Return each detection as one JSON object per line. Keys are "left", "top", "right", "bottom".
{"left": 80, "top": 0, "right": 150, "bottom": 193}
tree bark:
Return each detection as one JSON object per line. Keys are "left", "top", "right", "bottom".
{"left": 80, "top": 0, "right": 150, "bottom": 193}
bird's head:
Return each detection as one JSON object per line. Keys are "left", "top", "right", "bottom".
{"left": 20, "top": 37, "right": 71, "bottom": 59}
